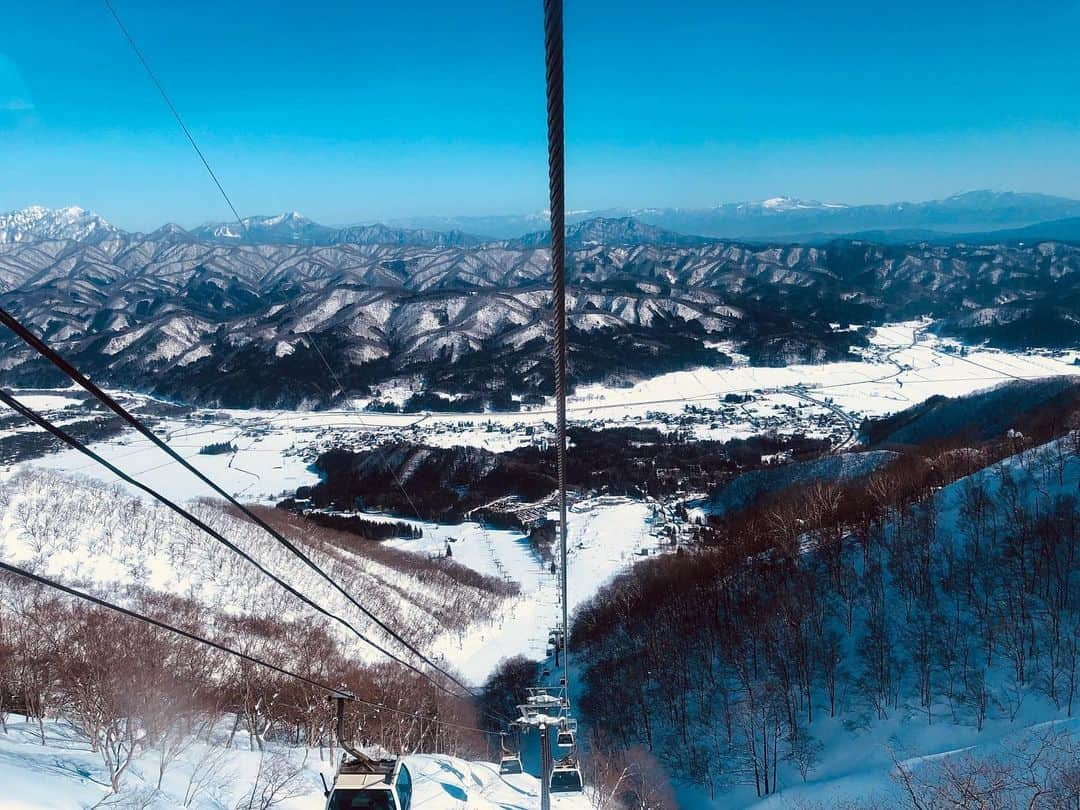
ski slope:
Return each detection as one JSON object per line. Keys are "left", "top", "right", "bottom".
{"left": 384, "top": 496, "right": 660, "bottom": 681}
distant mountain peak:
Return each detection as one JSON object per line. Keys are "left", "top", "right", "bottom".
{"left": 256, "top": 211, "right": 310, "bottom": 225}
{"left": 0, "top": 205, "right": 117, "bottom": 244}
{"left": 738, "top": 196, "right": 847, "bottom": 213}
{"left": 761, "top": 196, "right": 797, "bottom": 210}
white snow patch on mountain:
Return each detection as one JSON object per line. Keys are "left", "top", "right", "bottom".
{"left": 0, "top": 205, "right": 118, "bottom": 243}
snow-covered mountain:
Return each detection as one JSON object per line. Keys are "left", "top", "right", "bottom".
{"left": 8, "top": 192, "right": 1080, "bottom": 247}
{"left": 0, "top": 229, "right": 1077, "bottom": 407}
{"left": 189, "top": 212, "right": 484, "bottom": 247}
{"left": 0, "top": 205, "right": 119, "bottom": 244}
{"left": 516, "top": 216, "right": 713, "bottom": 248}
{"left": 0, "top": 206, "right": 483, "bottom": 249}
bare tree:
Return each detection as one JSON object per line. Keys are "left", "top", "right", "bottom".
{"left": 182, "top": 745, "right": 234, "bottom": 808}
{"left": 236, "top": 750, "right": 312, "bottom": 810}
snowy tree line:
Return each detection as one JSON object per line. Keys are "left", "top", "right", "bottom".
{"left": 572, "top": 412, "right": 1080, "bottom": 803}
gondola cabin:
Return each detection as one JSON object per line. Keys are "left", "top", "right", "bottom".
{"left": 325, "top": 757, "right": 413, "bottom": 810}
{"left": 498, "top": 754, "right": 524, "bottom": 775}
{"left": 550, "top": 758, "right": 584, "bottom": 793}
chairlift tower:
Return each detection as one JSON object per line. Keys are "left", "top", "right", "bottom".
{"left": 516, "top": 687, "right": 583, "bottom": 804}
{"left": 516, "top": 688, "right": 565, "bottom": 810}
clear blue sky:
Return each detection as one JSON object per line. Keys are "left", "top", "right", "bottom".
{"left": 3, "top": 0, "right": 1080, "bottom": 230}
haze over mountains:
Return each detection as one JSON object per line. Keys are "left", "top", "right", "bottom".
{"left": 392, "top": 190, "right": 1080, "bottom": 242}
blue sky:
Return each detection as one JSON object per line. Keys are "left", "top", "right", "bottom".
{"left": 3, "top": 0, "right": 1080, "bottom": 229}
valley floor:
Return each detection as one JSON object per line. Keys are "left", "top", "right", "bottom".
{"left": 8, "top": 323, "right": 1078, "bottom": 509}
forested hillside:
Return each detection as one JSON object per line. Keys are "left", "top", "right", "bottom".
{"left": 572, "top": 388, "right": 1080, "bottom": 806}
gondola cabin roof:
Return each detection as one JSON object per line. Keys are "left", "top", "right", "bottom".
{"left": 334, "top": 756, "right": 399, "bottom": 788}
{"left": 339, "top": 757, "right": 397, "bottom": 775}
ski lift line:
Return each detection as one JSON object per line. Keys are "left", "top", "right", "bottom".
{"left": 543, "top": 0, "right": 571, "bottom": 701}
{"left": 0, "top": 559, "right": 503, "bottom": 739}
{"left": 536, "top": 6, "right": 585, "bottom": 799}
{"left": 0, "top": 388, "right": 472, "bottom": 704}
{"left": 0, "top": 311, "right": 479, "bottom": 701}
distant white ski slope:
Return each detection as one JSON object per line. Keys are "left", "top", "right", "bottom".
{"left": 385, "top": 496, "right": 658, "bottom": 682}
{"left": 0, "top": 715, "right": 590, "bottom": 809}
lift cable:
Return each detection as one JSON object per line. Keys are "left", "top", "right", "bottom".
{"left": 0, "top": 387, "right": 470, "bottom": 702}
{"left": 0, "top": 308, "right": 480, "bottom": 699}
{"left": 102, "top": 0, "right": 244, "bottom": 228}
{"left": 99, "top": 0, "right": 473, "bottom": 592}
{"left": 542, "top": 0, "right": 571, "bottom": 695}
{"left": 0, "top": 558, "right": 502, "bottom": 738}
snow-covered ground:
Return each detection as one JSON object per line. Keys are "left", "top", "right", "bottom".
{"left": 9, "top": 323, "right": 1079, "bottom": 506}
{"left": 0, "top": 715, "right": 590, "bottom": 810}
{"left": 2, "top": 323, "right": 1079, "bottom": 807}
{"left": 2, "top": 321, "right": 1076, "bottom": 685}
{"left": 386, "top": 496, "right": 659, "bottom": 681}
{"left": 674, "top": 435, "right": 1080, "bottom": 808}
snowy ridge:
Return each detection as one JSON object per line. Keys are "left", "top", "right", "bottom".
{"left": 574, "top": 423, "right": 1080, "bottom": 807}
{"left": 0, "top": 205, "right": 118, "bottom": 244}
{"left": 5, "top": 227, "right": 1080, "bottom": 409}
{"left": 745, "top": 436, "right": 1080, "bottom": 807}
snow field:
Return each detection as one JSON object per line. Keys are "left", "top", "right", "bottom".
{"left": 0, "top": 715, "right": 591, "bottom": 809}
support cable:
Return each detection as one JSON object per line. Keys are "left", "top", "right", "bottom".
{"left": 542, "top": 0, "right": 570, "bottom": 695}
{"left": 0, "top": 387, "right": 469, "bottom": 701}
{"left": 0, "top": 308, "right": 476, "bottom": 697}
{"left": 102, "top": 0, "right": 427, "bottom": 523}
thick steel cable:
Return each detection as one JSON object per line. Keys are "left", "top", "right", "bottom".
{"left": 0, "top": 387, "right": 468, "bottom": 701}
{"left": 0, "top": 559, "right": 500, "bottom": 737}
{"left": 542, "top": 0, "right": 570, "bottom": 696}
{"left": 0, "top": 308, "right": 474, "bottom": 698}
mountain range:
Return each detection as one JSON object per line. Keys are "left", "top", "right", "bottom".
{"left": 1, "top": 204, "right": 1079, "bottom": 408}
{"left": 10, "top": 190, "right": 1080, "bottom": 248}
{"left": 390, "top": 190, "right": 1080, "bottom": 241}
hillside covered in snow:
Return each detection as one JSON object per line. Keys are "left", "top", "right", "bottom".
{"left": 572, "top": 386, "right": 1080, "bottom": 807}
